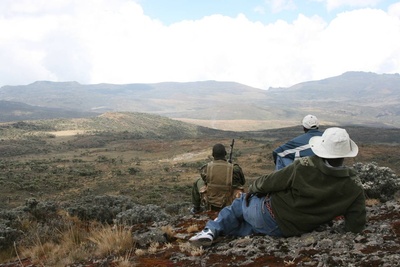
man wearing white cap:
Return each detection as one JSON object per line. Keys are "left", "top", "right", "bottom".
{"left": 189, "top": 127, "right": 366, "bottom": 247}
{"left": 273, "top": 114, "right": 323, "bottom": 170}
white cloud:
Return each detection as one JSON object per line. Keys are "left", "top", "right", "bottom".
{"left": 308, "top": 8, "right": 400, "bottom": 78}
{"left": 388, "top": 2, "right": 400, "bottom": 18}
{"left": 0, "top": 0, "right": 400, "bottom": 89}
{"left": 324, "top": 0, "right": 384, "bottom": 11}
{"left": 266, "top": 0, "right": 297, "bottom": 13}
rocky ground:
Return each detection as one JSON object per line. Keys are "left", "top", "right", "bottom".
{"left": 1, "top": 162, "right": 399, "bottom": 267}
{"left": 0, "top": 199, "right": 399, "bottom": 266}
{"left": 60, "top": 198, "right": 400, "bottom": 267}
{"left": 181, "top": 200, "right": 400, "bottom": 266}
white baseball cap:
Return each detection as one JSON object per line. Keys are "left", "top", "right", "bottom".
{"left": 309, "top": 127, "right": 358, "bottom": 158}
{"left": 302, "top": 114, "right": 319, "bottom": 129}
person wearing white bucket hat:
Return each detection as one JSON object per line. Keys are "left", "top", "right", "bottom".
{"left": 309, "top": 127, "right": 358, "bottom": 158}
{"left": 273, "top": 114, "right": 323, "bottom": 170}
{"left": 189, "top": 127, "right": 366, "bottom": 247}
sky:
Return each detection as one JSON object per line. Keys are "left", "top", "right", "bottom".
{"left": 1, "top": 0, "right": 400, "bottom": 90}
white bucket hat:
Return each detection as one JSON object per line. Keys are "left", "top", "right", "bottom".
{"left": 309, "top": 127, "right": 358, "bottom": 158}
{"left": 302, "top": 114, "right": 319, "bottom": 129}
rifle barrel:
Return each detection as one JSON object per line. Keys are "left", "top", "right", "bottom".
{"left": 229, "top": 139, "right": 235, "bottom": 163}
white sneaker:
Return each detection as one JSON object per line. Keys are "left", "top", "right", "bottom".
{"left": 189, "top": 228, "right": 214, "bottom": 247}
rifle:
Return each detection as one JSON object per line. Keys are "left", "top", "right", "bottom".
{"left": 228, "top": 139, "right": 235, "bottom": 163}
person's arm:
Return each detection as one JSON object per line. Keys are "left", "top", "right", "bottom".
{"left": 232, "top": 164, "right": 245, "bottom": 186}
{"left": 272, "top": 138, "right": 298, "bottom": 164}
{"left": 272, "top": 149, "right": 279, "bottom": 164}
{"left": 200, "top": 164, "right": 207, "bottom": 183}
{"left": 248, "top": 163, "right": 295, "bottom": 194}
{"left": 344, "top": 192, "right": 366, "bottom": 233}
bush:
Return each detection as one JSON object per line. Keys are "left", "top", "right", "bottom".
{"left": 66, "top": 195, "right": 136, "bottom": 224}
{"left": 115, "top": 204, "right": 170, "bottom": 225}
{"left": 353, "top": 162, "right": 400, "bottom": 202}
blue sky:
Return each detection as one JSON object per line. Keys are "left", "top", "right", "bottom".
{"left": 138, "top": 0, "right": 396, "bottom": 24}
{"left": 1, "top": 0, "right": 400, "bottom": 89}
{"left": 139, "top": 0, "right": 328, "bottom": 25}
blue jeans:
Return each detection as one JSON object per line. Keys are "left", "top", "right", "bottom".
{"left": 275, "top": 156, "right": 293, "bottom": 170}
{"left": 205, "top": 193, "right": 283, "bottom": 238}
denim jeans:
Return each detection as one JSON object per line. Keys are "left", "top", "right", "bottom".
{"left": 275, "top": 156, "right": 293, "bottom": 170}
{"left": 205, "top": 193, "right": 283, "bottom": 238}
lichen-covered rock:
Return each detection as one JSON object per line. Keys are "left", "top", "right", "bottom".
{"left": 353, "top": 162, "right": 400, "bottom": 202}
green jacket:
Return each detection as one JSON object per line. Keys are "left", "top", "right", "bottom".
{"left": 249, "top": 156, "right": 366, "bottom": 237}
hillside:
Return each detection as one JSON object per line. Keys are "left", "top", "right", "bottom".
{"left": 0, "top": 113, "right": 399, "bottom": 209}
{"left": 0, "top": 114, "right": 399, "bottom": 266}
{"left": 0, "top": 100, "right": 97, "bottom": 122}
{"left": 0, "top": 112, "right": 400, "bottom": 267}
{"left": 0, "top": 72, "right": 399, "bottom": 129}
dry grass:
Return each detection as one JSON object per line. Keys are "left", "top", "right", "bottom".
{"left": 190, "top": 246, "right": 205, "bottom": 256}
{"left": 17, "top": 221, "right": 135, "bottom": 266}
{"left": 19, "top": 223, "right": 90, "bottom": 266}
{"left": 135, "top": 248, "right": 146, "bottom": 256}
{"left": 114, "top": 249, "right": 134, "bottom": 267}
{"left": 366, "top": 198, "right": 381, "bottom": 206}
{"left": 161, "top": 225, "right": 176, "bottom": 240}
{"left": 88, "top": 225, "right": 134, "bottom": 256}
{"left": 147, "top": 242, "right": 159, "bottom": 254}
{"left": 187, "top": 224, "right": 199, "bottom": 233}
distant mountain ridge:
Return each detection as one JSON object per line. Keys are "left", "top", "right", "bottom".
{"left": 0, "top": 100, "right": 97, "bottom": 122}
{"left": 0, "top": 71, "right": 399, "bottom": 128}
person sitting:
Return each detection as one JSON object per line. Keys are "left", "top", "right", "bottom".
{"left": 189, "top": 127, "right": 366, "bottom": 247}
{"left": 190, "top": 143, "right": 245, "bottom": 214}
{"left": 273, "top": 114, "right": 323, "bottom": 170}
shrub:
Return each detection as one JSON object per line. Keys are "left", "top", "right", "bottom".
{"left": 115, "top": 204, "right": 170, "bottom": 225}
{"left": 353, "top": 162, "right": 400, "bottom": 202}
{"left": 66, "top": 195, "right": 136, "bottom": 223}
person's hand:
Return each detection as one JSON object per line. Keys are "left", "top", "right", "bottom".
{"left": 245, "top": 192, "right": 267, "bottom": 206}
{"left": 245, "top": 193, "right": 253, "bottom": 207}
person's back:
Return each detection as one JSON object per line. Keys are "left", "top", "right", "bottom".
{"left": 203, "top": 159, "right": 234, "bottom": 209}
{"left": 261, "top": 155, "right": 365, "bottom": 236}
{"left": 191, "top": 143, "right": 245, "bottom": 213}
{"left": 273, "top": 115, "right": 323, "bottom": 170}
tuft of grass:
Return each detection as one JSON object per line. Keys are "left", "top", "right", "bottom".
{"left": 190, "top": 246, "right": 205, "bottom": 256}
{"left": 178, "top": 241, "right": 206, "bottom": 256}
{"left": 135, "top": 248, "right": 146, "bottom": 256}
{"left": 88, "top": 224, "right": 134, "bottom": 257}
{"left": 178, "top": 242, "right": 193, "bottom": 253}
{"left": 365, "top": 198, "right": 380, "bottom": 206}
{"left": 148, "top": 242, "right": 159, "bottom": 254}
{"left": 161, "top": 225, "right": 176, "bottom": 239}
{"left": 114, "top": 249, "right": 134, "bottom": 267}
{"left": 19, "top": 220, "right": 135, "bottom": 266}
{"left": 187, "top": 224, "right": 199, "bottom": 233}
{"left": 164, "top": 242, "right": 173, "bottom": 249}
{"left": 19, "top": 221, "right": 91, "bottom": 266}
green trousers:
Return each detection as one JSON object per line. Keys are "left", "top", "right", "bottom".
{"left": 191, "top": 178, "right": 205, "bottom": 208}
